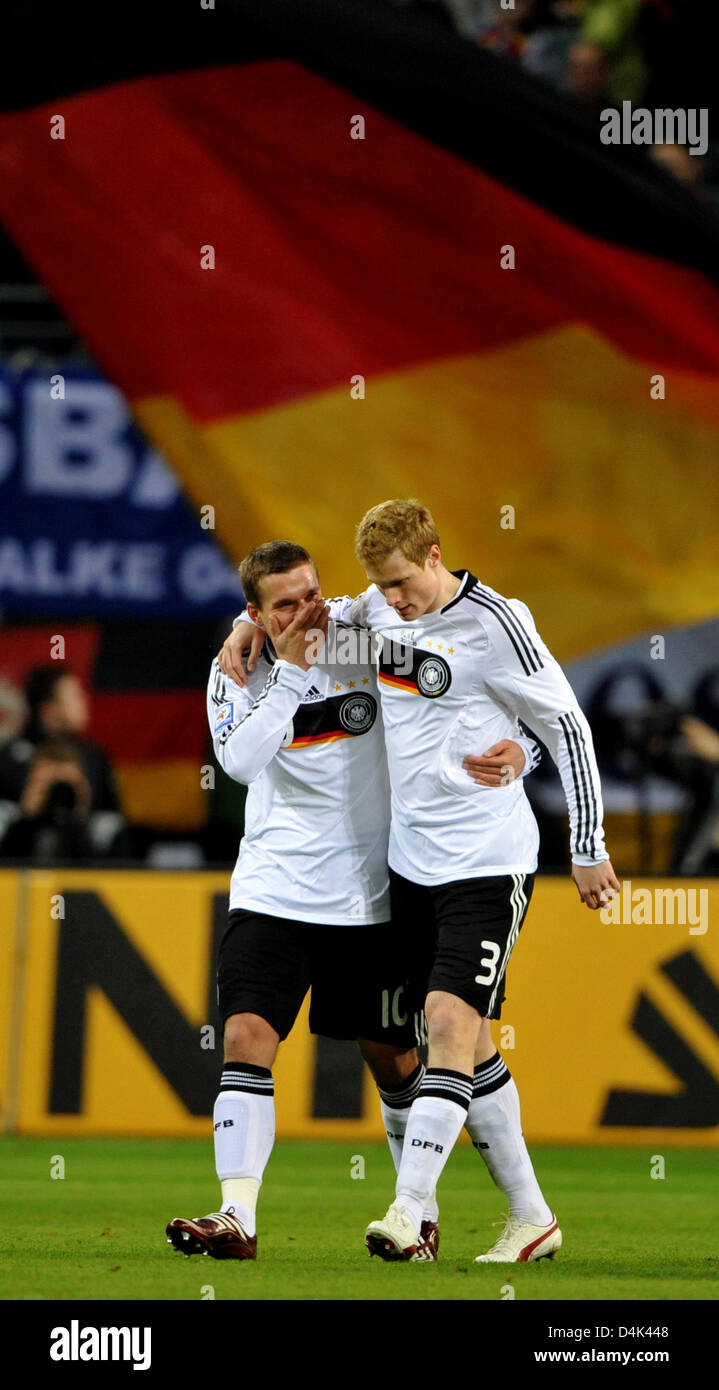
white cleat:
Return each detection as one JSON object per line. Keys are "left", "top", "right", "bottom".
{"left": 365, "top": 1202, "right": 422, "bottom": 1262}
{"left": 474, "top": 1212, "right": 562, "bottom": 1263}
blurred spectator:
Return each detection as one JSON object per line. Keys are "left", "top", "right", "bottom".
{"left": 0, "top": 675, "right": 25, "bottom": 743}
{"left": 0, "top": 665, "right": 127, "bottom": 858}
{"left": 573, "top": 1, "right": 646, "bottom": 104}
{"left": 650, "top": 141, "right": 704, "bottom": 190}
{"left": 437, "top": 1, "right": 643, "bottom": 102}
{"left": 442, "top": 0, "right": 543, "bottom": 49}
{"left": 522, "top": 3, "right": 582, "bottom": 89}
{"left": 564, "top": 38, "right": 611, "bottom": 106}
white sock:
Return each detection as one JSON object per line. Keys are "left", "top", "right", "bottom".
{"left": 214, "top": 1062, "right": 276, "bottom": 1237}
{"left": 377, "top": 1064, "right": 439, "bottom": 1224}
{"left": 221, "top": 1176, "right": 260, "bottom": 1226}
{"left": 465, "top": 1052, "right": 553, "bottom": 1226}
{"left": 394, "top": 1069, "right": 473, "bottom": 1232}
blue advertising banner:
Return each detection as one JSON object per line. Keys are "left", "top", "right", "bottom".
{"left": 0, "top": 368, "right": 244, "bottom": 616}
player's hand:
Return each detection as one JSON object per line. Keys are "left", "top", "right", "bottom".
{"left": 270, "top": 598, "right": 330, "bottom": 671}
{"left": 571, "top": 860, "right": 621, "bottom": 910}
{"left": 216, "top": 623, "right": 264, "bottom": 685}
{"left": 462, "top": 740, "right": 526, "bottom": 787}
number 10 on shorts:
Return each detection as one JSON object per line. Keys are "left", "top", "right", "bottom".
{"left": 381, "top": 986, "right": 408, "bottom": 1027}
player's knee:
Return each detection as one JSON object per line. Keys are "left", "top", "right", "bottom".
{"left": 425, "top": 1000, "right": 476, "bottom": 1051}
{"left": 223, "top": 1012, "right": 277, "bottom": 1065}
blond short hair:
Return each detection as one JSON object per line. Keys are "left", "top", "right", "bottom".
{"left": 355, "top": 498, "right": 440, "bottom": 568}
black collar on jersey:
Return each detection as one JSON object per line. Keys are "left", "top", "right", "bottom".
{"left": 441, "top": 570, "right": 477, "bottom": 614}
{"left": 262, "top": 635, "right": 277, "bottom": 665}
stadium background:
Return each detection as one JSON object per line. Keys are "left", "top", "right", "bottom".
{"left": 1, "top": 0, "right": 718, "bottom": 1161}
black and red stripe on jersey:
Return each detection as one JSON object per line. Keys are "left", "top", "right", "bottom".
{"left": 283, "top": 684, "right": 377, "bottom": 748}
{"left": 377, "top": 642, "right": 453, "bottom": 700}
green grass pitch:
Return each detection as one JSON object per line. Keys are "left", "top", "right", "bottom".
{"left": 1, "top": 1137, "right": 717, "bottom": 1301}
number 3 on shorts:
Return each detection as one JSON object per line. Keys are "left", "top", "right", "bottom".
{"left": 475, "top": 940, "right": 501, "bottom": 985}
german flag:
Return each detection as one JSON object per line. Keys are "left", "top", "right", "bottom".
{"left": 1, "top": 0, "right": 718, "bottom": 674}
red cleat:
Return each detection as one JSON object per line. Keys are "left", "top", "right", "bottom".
{"left": 165, "top": 1208, "right": 257, "bottom": 1260}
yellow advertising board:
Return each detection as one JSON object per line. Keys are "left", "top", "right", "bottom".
{"left": 1, "top": 869, "right": 717, "bottom": 1145}
{"left": 503, "top": 878, "right": 719, "bottom": 1147}
{"left": 0, "top": 869, "right": 23, "bottom": 1133}
{"left": 13, "top": 870, "right": 223, "bottom": 1138}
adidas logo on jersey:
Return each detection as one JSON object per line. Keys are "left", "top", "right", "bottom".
{"left": 301, "top": 685, "right": 324, "bottom": 704}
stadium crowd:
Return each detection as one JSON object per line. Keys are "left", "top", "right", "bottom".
{"left": 388, "top": 0, "right": 718, "bottom": 198}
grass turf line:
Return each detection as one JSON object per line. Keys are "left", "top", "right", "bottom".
{"left": 1, "top": 1138, "right": 717, "bottom": 1301}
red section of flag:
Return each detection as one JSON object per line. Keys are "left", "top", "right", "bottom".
{"left": 89, "top": 691, "right": 208, "bottom": 761}
{"left": 0, "top": 630, "right": 206, "bottom": 760}
{"left": 0, "top": 61, "right": 718, "bottom": 428}
{"left": 0, "top": 626, "right": 99, "bottom": 695}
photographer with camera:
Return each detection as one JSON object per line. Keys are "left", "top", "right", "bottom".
{"left": 0, "top": 665, "right": 127, "bottom": 861}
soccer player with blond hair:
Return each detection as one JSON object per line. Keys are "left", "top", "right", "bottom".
{"left": 221, "top": 500, "right": 617, "bottom": 1263}
{"left": 354, "top": 499, "right": 618, "bottom": 1261}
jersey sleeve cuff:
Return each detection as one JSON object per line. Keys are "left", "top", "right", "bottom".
{"left": 571, "top": 851, "right": 610, "bottom": 867}
{"left": 513, "top": 735, "right": 541, "bottom": 777}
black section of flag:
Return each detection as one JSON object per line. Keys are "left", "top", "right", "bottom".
{"left": 93, "top": 618, "right": 219, "bottom": 691}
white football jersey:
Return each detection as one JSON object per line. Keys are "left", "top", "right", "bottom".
{"left": 329, "top": 572, "right": 609, "bottom": 886}
{"left": 207, "top": 630, "right": 392, "bottom": 924}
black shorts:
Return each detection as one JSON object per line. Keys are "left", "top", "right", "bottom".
{"left": 390, "top": 868, "right": 535, "bottom": 1020}
{"left": 217, "top": 908, "right": 419, "bottom": 1046}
